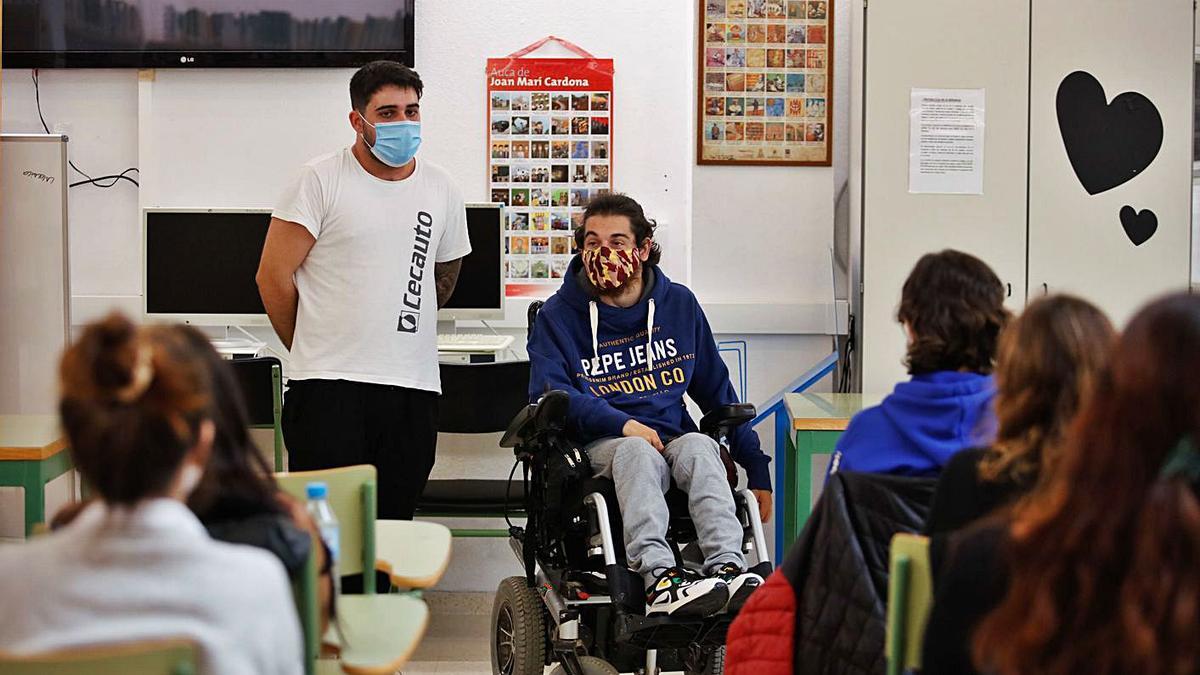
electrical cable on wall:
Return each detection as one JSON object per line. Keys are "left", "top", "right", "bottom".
{"left": 32, "top": 69, "right": 140, "bottom": 189}
{"left": 837, "top": 314, "right": 855, "bottom": 393}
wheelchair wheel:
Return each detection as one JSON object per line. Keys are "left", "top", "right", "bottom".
{"left": 548, "top": 656, "right": 619, "bottom": 675}
{"left": 491, "top": 576, "right": 546, "bottom": 675}
{"left": 685, "top": 646, "right": 725, "bottom": 675}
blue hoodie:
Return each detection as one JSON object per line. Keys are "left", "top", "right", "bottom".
{"left": 828, "top": 371, "right": 998, "bottom": 476}
{"left": 528, "top": 256, "right": 771, "bottom": 490}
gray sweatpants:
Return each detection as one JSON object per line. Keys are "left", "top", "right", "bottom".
{"left": 585, "top": 433, "right": 746, "bottom": 588}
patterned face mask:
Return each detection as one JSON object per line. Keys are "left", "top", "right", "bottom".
{"left": 582, "top": 245, "right": 642, "bottom": 291}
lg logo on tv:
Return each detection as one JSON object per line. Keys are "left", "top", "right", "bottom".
{"left": 179, "top": 56, "right": 195, "bottom": 64}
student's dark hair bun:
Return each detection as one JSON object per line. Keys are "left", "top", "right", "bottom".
{"left": 60, "top": 313, "right": 147, "bottom": 404}
{"left": 59, "top": 313, "right": 213, "bottom": 504}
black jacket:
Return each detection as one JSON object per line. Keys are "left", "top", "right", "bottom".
{"left": 922, "top": 448, "right": 1029, "bottom": 574}
{"left": 727, "top": 471, "right": 936, "bottom": 674}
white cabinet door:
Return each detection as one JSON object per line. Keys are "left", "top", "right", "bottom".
{"left": 1028, "top": 0, "right": 1193, "bottom": 327}
{"left": 862, "top": 0, "right": 1029, "bottom": 394}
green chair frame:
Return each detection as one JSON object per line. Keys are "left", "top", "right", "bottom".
{"left": 885, "top": 533, "right": 933, "bottom": 675}
{"left": 0, "top": 639, "right": 198, "bottom": 675}
{"left": 259, "top": 364, "right": 284, "bottom": 471}
{"left": 279, "top": 465, "right": 432, "bottom": 675}
{"left": 275, "top": 465, "right": 378, "bottom": 593}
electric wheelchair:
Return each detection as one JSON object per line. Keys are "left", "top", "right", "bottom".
{"left": 489, "top": 309, "right": 772, "bottom": 675}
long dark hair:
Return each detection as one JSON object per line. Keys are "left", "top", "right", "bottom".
{"left": 897, "top": 250, "right": 1009, "bottom": 375}
{"left": 179, "top": 329, "right": 284, "bottom": 521}
{"left": 973, "top": 292, "right": 1200, "bottom": 675}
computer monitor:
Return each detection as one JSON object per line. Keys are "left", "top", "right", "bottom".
{"left": 438, "top": 203, "right": 505, "bottom": 322}
{"left": 145, "top": 204, "right": 503, "bottom": 327}
{"left": 143, "top": 208, "right": 271, "bottom": 326}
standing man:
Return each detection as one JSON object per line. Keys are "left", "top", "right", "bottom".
{"left": 257, "top": 61, "right": 470, "bottom": 519}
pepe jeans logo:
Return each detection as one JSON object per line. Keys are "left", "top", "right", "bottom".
{"left": 397, "top": 211, "right": 434, "bottom": 334}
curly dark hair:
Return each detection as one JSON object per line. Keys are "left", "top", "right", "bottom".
{"left": 575, "top": 193, "right": 663, "bottom": 266}
{"left": 897, "top": 249, "right": 1009, "bottom": 375}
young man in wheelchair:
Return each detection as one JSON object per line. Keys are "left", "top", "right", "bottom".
{"left": 528, "top": 193, "right": 772, "bottom": 618}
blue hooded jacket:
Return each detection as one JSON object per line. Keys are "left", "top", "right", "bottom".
{"left": 828, "top": 371, "right": 998, "bottom": 476}
{"left": 527, "top": 256, "right": 771, "bottom": 490}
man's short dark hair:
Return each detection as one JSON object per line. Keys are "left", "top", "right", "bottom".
{"left": 898, "top": 249, "right": 1010, "bottom": 375}
{"left": 575, "top": 193, "right": 663, "bottom": 266}
{"left": 350, "top": 61, "right": 423, "bottom": 112}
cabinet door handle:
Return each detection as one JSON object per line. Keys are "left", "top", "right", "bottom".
{"left": 1006, "top": 283, "right": 1012, "bottom": 298}
{"left": 1042, "top": 283, "right": 1049, "bottom": 295}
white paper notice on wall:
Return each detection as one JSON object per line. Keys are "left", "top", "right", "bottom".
{"left": 908, "top": 88, "right": 986, "bottom": 195}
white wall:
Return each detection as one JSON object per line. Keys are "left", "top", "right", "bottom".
{"left": 1, "top": 0, "right": 848, "bottom": 564}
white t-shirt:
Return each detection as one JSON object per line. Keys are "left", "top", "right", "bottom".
{"left": 0, "top": 499, "right": 302, "bottom": 675}
{"left": 273, "top": 147, "right": 471, "bottom": 393}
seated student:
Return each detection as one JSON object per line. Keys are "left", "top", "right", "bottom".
{"left": 922, "top": 293, "right": 1200, "bottom": 675}
{"left": 181, "top": 328, "right": 333, "bottom": 624}
{"left": 923, "top": 295, "right": 1113, "bottom": 546}
{"left": 0, "top": 314, "right": 302, "bottom": 675}
{"left": 829, "top": 250, "right": 1010, "bottom": 476}
{"left": 51, "top": 326, "right": 335, "bottom": 628}
{"left": 528, "top": 193, "right": 771, "bottom": 617}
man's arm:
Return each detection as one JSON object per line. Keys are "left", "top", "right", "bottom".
{"left": 435, "top": 258, "right": 463, "bottom": 308}
{"left": 256, "top": 218, "right": 316, "bottom": 350}
{"left": 686, "top": 296, "right": 772, "bottom": 494}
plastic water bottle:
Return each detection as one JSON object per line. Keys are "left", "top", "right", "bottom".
{"left": 306, "top": 482, "right": 340, "bottom": 593}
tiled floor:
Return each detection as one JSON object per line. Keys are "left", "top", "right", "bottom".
{"left": 406, "top": 592, "right": 492, "bottom": 674}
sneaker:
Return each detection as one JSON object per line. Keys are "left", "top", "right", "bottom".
{"left": 645, "top": 567, "right": 729, "bottom": 617}
{"left": 712, "top": 563, "right": 764, "bottom": 613}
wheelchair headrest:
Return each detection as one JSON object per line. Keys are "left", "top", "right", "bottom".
{"left": 499, "top": 389, "right": 571, "bottom": 449}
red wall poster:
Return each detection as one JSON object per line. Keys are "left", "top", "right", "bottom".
{"left": 487, "top": 38, "right": 614, "bottom": 298}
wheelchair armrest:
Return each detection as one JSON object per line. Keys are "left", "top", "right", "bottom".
{"left": 699, "top": 403, "right": 757, "bottom": 437}
{"left": 499, "top": 404, "right": 536, "bottom": 448}
{"left": 499, "top": 389, "right": 571, "bottom": 448}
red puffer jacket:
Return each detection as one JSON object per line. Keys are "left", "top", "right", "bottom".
{"left": 726, "top": 567, "right": 796, "bottom": 674}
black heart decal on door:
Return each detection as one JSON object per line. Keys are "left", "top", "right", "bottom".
{"left": 1119, "top": 206, "right": 1157, "bottom": 246}
{"left": 1056, "top": 71, "right": 1163, "bottom": 195}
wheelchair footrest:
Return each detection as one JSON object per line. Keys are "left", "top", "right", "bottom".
{"left": 612, "top": 612, "right": 734, "bottom": 650}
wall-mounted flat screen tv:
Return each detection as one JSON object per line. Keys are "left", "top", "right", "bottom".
{"left": 3, "top": 0, "right": 414, "bottom": 68}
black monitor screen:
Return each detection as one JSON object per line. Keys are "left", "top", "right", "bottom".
{"left": 145, "top": 211, "right": 269, "bottom": 316}
{"left": 3, "top": 0, "right": 414, "bottom": 68}
{"left": 443, "top": 205, "right": 503, "bottom": 311}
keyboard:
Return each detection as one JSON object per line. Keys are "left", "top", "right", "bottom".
{"left": 436, "top": 333, "right": 515, "bottom": 353}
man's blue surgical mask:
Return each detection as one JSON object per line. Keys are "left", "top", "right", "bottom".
{"left": 359, "top": 113, "right": 421, "bottom": 167}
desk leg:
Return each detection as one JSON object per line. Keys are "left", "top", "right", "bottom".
{"left": 786, "top": 432, "right": 810, "bottom": 553}
{"left": 789, "top": 430, "right": 842, "bottom": 551}
{"left": 22, "top": 462, "right": 45, "bottom": 538}
{"left": 30, "top": 453, "right": 75, "bottom": 537}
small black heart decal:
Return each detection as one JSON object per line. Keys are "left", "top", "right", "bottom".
{"left": 1119, "top": 205, "right": 1157, "bottom": 246}
{"left": 1057, "top": 71, "right": 1163, "bottom": 195}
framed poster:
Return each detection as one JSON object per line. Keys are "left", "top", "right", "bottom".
{"left": 487, "top": 37, "right": 614, "bottom": 298}
{"left": 697, "top": 0, "right": 832, "bottom": 166}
